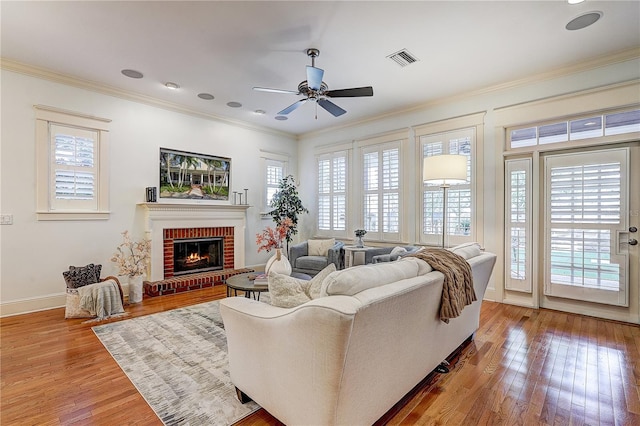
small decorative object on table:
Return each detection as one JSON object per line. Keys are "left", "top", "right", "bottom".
{"left": 354, "top": 229, "right": 367, "bottom": 248}
{"left": 111, "top": 230, "right": 151, "bottom": 303}
{"left": 256, "top": 218, "right": 294, "bottom": 276}
{"left": 248, "top": 273, "right": 269, "bottom": 287}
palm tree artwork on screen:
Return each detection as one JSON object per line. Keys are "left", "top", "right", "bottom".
{"left": 159, "top": 148, "right": 230, "bottom": 200}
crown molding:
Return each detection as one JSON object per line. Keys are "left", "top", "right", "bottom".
{"left": 300, "top": 47, "right": 640, "bottom": 140}
{"left": 1, "top": 58, "right": 296, "bottom": 140}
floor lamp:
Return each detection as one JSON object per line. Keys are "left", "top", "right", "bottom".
{"left": 423, "top": 154, "right": 468, "bottom": 248}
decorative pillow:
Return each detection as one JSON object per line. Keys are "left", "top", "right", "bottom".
{"left": 448, "top": 242, "right": 482, "bottom": 260}
{"left": 63, "top": 263, "right": 102, "bottom": 289}
{"left": 308, "top": 238, "right": 335, "bottom": 257}
{"left": 64, "top": 288, "right": 93, "bottom": 319}
{"left": 307, "top": 264, "right": 337, "bottom": 300}
{"left": 390, "top": 246, "right": 407, "bottom": 256}
{"left": 268, "top": 272, "right": 312, "bottom": 308}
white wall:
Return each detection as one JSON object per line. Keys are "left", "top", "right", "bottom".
{"left": 295, "top": 56, "right": 640, "bottom": 307}
{"left": 0, "top": 70, "right": 297, "bottom": 315}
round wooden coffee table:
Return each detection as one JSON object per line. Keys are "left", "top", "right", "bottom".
{"left": 225, "top": 273, "right": 269, "bottom": 300}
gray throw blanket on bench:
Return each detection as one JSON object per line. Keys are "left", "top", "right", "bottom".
{"left": 79, "top": 279, "right": 125, "bottom": 319}
{"left": 407, "top": 248, "right": 475, "bottom": 323}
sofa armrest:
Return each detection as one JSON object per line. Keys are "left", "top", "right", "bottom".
{"left": 327, "top": 241, "right": 345, "bottom": 269}
{"left": 219, "top": 296, "right": 360, "bottom": 424}
{"left": 372, "top": 254, "right": 392, "bottom": 263}
{"left": 288, "top": 241, "right": 308, "bottom": 267}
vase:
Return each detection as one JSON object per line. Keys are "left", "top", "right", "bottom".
{"left": 355, "top": 236, "right": 364, "bottom": 248}
{"left": 129, "top": 275, "right": 144, "bottom": 304}
{"left": 265, "top": 248, "right": 292, "bottom": 276}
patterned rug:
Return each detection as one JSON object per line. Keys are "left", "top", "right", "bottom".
{"left": 92, "top": 300, "right": 260, "bottom": 425}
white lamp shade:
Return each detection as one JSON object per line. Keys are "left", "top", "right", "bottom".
{"left": 423, "top": 154, "right": 468, "bottom": 184}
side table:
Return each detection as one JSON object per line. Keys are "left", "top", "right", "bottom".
{"left": 343, "top": 245, "right": 373, "bottom": 268}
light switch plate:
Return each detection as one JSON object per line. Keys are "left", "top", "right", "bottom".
{"left": 1, "top": 214, "right": 13, "bottom": 225}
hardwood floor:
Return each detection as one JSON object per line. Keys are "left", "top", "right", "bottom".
{"left": 2, "top": 286, "right": 639, "bottom": 425}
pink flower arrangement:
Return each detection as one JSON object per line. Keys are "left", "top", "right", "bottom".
{"left": 256, "top": 218, "right": 293, "bottom": 253}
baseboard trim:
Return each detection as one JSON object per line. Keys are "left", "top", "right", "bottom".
{"left": 0, "top": 293, "right": 66, "bottom": 317}
{"left": 0, "top": 283, "right": 134, "bottom": 317}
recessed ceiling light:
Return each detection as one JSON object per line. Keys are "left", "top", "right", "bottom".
{"left": 254, "top": 109, "right": 266, "bottom": 115}
{"left": 198, "top": 93, "right": 215, "bottom": 100}
{"left": 227, "top": 101, "right": 242, "bottom": 108}
{"left": 566, "top": 11, "right": 602, "bottom": 31}
{"left": 274, "top": 116, "right": 288, "bottom": 121}
{"left": 165, "top": 82, "right": 180, "bottom": 90}
{"left": 567, "top": 0, "right": 585, "bottom": 4}
{"left": 121, "top": 69, "right": 143, "bottom": 79}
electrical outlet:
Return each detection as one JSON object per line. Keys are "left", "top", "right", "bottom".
{"left": 1, "top": 214, "right": 13, "bottom": 225}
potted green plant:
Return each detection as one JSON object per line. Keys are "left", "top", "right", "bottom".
{"left": 268, "top": 175, "right": 309, "bottom": 252}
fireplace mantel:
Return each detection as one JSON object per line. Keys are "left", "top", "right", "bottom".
{"left": 138, "top": 202, "right": 249, "bottom": 281}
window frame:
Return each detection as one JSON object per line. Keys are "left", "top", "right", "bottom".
{"left": 260, "top": 150, "right": 289, "bottom": 215}
{"left": 35, "top": 105, "right": 111, "bottom": 221}
{"left": 414, "top": 113, "right": 484, "bottom": 247}
{"left": 355, "top": 131, "right": 407, "bottom": 243}
{"left": 316, "top": 150, "right": 348, "bottom": 235}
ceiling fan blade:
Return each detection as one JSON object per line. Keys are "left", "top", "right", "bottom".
{"left": 253, "top": 87, "right": 299, "bottom": 95}
{"left": 325, "top": 86, "right": 374, "bottom": 97}
{"left": 318, "top": 99, "right": 347, "bottom": 117}
{"left": 278, "top": 99, "right": 307, "bottom": 115}
{"left": 306, "top": 66, "right": 324, "bottom": 91}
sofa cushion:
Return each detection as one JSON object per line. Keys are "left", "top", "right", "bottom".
{"left": 449, "top": 242, "right": 482, "bottom": 259}
{"left": 308, "top": 238, "right": 335, "bottom": 256}
{"left": 268, "top": 264, "right": 337, "bottom": 308}
{"left": 295, "top": 255, "right": 329, "bottom": 271}
{"left": 321, "top": 258, "right": 421, "bottom": 297}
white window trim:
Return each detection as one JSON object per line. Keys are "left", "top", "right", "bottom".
{"left": 35, "top": 105, "right": 111, "bottom": 221}
{"left": 505, "top": 158, "right": 532, "bottom": 293}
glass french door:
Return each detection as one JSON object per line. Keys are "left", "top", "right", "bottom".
{"left": 543, "top": 148, "right": 630, "bottom": 306}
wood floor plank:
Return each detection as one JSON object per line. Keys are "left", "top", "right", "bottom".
{"left": 2, "top": 286, "right": 639, "bottom": 425}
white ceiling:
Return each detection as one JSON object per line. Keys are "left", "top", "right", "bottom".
{"left": 2, "top": 1, "right": 639, "bottom": 136}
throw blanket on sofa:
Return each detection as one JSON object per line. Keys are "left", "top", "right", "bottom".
{"left": 79, "top": 279, "right": 125, "bottom": 319}
{"left": 407, "top": 248, "right": 475, "bottom": 323}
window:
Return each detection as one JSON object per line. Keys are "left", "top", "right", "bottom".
{"left": 419, "top": 128, "right": 474, "bottom": 246}
{"left": 266, "top": 160, "right": 285, "bottom": 207}
{"left": 505, "top": 159, "right": 532, "bottom": 293}
{"left": 260, "top": 151, "right": 289, "bottom": 213}
{"left": 317, "top": 151, "right": 347, "bottom": 232}
{"left": 508, "top": 108, "right": 640, "bottom": 150}
{"left": 361, "top": 141, "right": 401, "bottom": 241}
{"left": 35, "top": 105, "right": 110, "bottom": 220}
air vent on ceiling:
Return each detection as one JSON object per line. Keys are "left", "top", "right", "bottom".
{"left": 387, "top": 49, "right": 419, "bottom": 67}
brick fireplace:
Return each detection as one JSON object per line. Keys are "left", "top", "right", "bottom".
{"left": 139, "top": 202, "right": 252, "bottom": 296}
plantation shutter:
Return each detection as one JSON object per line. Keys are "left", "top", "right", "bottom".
{"left": 505, "top": 158, "right": 532, "bottom": 293}
{"left": 362, "top": 142, "right": 400, "bottom": 240}
{"left": 317, "top": 151, "right": 347, "bottom": 231}
{"left": 50, "top": 124, "right": 98, "bottom": 210}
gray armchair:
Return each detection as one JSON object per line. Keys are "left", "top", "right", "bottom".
{"left": 289, "top": 240, "right": 345, "bottom": 276}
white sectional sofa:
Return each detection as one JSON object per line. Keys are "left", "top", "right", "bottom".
{"left": 220, "top": 245, "right": 496, "bottom": 425}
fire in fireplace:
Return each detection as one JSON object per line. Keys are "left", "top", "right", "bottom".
{"left": 173, "top": 237, "right": 224, "bottom": 276}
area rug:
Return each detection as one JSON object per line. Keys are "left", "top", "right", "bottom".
{"left": 92, "top": 300, "right": 260, "bottom": 425}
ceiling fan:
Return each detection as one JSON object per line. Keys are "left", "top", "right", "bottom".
{"left": 253, "top": 48, "right": 373, "bottom": 118}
